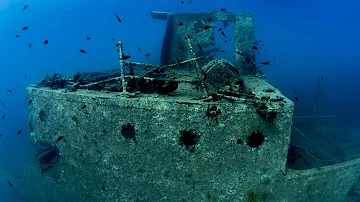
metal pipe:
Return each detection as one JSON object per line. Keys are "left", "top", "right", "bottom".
{"left": 116, "top": 41, "right": 126, "bottom": 93}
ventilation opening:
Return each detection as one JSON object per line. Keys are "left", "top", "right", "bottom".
{"left": 121, "top": 123, "right": 136, "bottom": 140}
{"left": 246, "top": 131, "right": 264, "bottom": 148}
{"left": 39, "top": 110, "right": 47, "bottom": 122}
{"left": 237, "top": 138, "right": 243, "bottom": 144}
{"left": 35, "top": 146, "right": 61, "bottom": 179}
{"left": 179, "top": 130, "right": 199, "bottom": 152}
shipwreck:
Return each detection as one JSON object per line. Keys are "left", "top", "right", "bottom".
{"left": 5, "top": 11, "right": 360, "bottom": 202}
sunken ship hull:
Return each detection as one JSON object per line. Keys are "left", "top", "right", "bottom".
{"left": 20, "top": 77, "right": 360, "bottom": 202}
{"left": 8, "top": 11, "right": 360, "bottom": 202}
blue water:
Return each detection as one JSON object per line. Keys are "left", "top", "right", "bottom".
{"left": 0, "top": 0, "right": 359, "bottom": 201}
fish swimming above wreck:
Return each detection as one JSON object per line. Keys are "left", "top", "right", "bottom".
{"left": 14, "top": 10, "right": 360, "bottom": 202}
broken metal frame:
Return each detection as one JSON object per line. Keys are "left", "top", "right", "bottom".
{"left": 115, "top": 40, "right": 205, "bottom": 95}
{"left": 95, "top": 11, "right": 258, "bottom": 101}
{"left": 111, "top": 40, "right": 271, "bottom": 105}
{"left": 185, "top": 36, "right": 209, "bottom": 97}
{"left": 71, "top": 11, "right": 265, "bottom": 104}
{"left": 114, "top": 40, "right": 247, "bottom": 102}
{"left": 292, "top": 126, "right": 334, "bottom": 160}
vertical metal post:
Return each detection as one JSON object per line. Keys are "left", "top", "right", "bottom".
{"left": 116, "top": 41, "right": 127, "bottom": 93}
{"left": 186, "top": 38, "right": 201, "bottom": 75}
{"left": 185, "top": 37, "right": 208, "bottom": 97}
